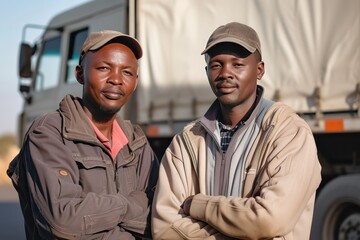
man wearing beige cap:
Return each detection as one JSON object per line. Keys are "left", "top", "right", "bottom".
{"left": 152, "top": 22, "right": 321, "bottom": 239}
{"left": 8, "top": 30, "right": 158, "bottom": 240}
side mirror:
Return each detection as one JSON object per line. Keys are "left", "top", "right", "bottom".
{"left": 19, "top": 43, "right": 33, "bottom": 78}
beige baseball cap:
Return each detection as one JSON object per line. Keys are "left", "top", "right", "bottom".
{"left": 79, "top": 30, "right": 143, "bottom": 63}
{"left": 201, "top": 22, "right": 261, "bottom": 56}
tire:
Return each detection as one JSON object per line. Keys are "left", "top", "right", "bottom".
{"left": 310, "top": 174, "right": 360, "bottom": 240}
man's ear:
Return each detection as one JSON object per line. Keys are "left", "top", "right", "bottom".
{"left": 257, "top": 61, "right": 265, "bottom": 80}
{"left": 75, "top": 65, "right": 84, "bottom": 84}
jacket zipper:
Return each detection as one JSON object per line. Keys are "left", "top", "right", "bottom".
{"left": 198, "top": 122, "right": 225, "bottom": 194}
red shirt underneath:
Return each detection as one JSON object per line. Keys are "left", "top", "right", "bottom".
{"left": 89, "top": 119, "right": 128, "bottom": 160}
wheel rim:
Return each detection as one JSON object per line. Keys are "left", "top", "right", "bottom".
{"left": 323, "top": 200, "right": 360, "bottom": 240}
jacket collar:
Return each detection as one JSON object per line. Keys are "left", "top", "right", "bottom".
{"left": 59, "top": 95, "right": 97, "bottom": 143}
{"left": 58, "top": 95, "right": 146, "bottom": 153}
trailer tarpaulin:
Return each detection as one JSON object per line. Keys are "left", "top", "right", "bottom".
{"left": 137, "top": 0, "right": 359, "bottom": 123}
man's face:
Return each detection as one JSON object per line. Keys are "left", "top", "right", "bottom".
{"left": 79, "top": 43, "right": 138, "bottom": 116}
{"left": 205, "top": 43, "right": 264, "bottom": 109}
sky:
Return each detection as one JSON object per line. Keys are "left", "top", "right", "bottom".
{"left": 0, "top": 0, "right": 90, "bottom": 137}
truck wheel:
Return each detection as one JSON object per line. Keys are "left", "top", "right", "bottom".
{"left": 310, "top": 174, "right": 360, "bottom": 240}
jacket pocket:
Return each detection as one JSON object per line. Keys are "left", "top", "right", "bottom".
{"left": 75, "top": 158, "right": 111, "bottom": 194}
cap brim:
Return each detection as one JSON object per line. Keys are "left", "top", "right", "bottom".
{"left": 201, "top": 37, "right": 256, "bottom": 55}
{"left": 89, "top": 35, "right": 143, "bottom": 59}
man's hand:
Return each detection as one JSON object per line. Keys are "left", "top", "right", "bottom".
{"left": 181, "top": 195, "right": 194, "bottom": 215}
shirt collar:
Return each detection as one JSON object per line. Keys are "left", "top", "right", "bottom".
{"left": 89, "top": 118, "right": 128, "bottom": 160}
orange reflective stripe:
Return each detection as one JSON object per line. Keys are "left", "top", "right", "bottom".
{"left": 146, "top": 126, "right": 159, "bottom": 136}
{"left": 324, "top": 119, "right": 344, "bottom": 132}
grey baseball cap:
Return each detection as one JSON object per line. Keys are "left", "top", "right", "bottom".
{"left": 79, "top": 30, "right": 143, "bottom": 63}
{"left": 202, "top": 22, "right": 261, "bottom": 56}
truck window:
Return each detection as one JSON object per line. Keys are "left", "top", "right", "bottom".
{"left": 66, "top": 29, "right": 88, "bottom": 84}
{"left": 35, "top": 36, "right": 61, "bottom": 92}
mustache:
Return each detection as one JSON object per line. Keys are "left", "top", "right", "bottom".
{"left": 215, "top": 80, "right": 237, "bottom": 89}
{"left": 101, "top": 87, "right": 125, "bottom": 95}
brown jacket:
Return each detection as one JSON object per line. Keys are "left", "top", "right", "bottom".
{"left": 152, "top": 101, "right": 321, "bottom": 240}
{"left": 8, "top": 95, "right": 159, "bottom": 240}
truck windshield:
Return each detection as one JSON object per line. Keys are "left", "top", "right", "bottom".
{"left": 35, "top": 36, "right": 61, "bottom": 92}
{"left": 66, "top": 29, "right": 88, "bottom": 84}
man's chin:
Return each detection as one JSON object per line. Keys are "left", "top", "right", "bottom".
{"left": 99, "top": 106, "right": 121, "bottom": 115}
{"left": 218, "top": 96, "right": 237, "bottom": 107}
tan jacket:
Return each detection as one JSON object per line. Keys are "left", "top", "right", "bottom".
{"left": 152, "top": 102, "right": 321, "bottom": 240}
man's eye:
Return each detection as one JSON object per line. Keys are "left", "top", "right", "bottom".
{"left": 123, "top": 70, "right": 133, "bottom": 76}
{"left": 210, "top": 64, "right": 221, "bottom": 70}
{"left": 98, "top": 66, "right": 109, "bottom": 71}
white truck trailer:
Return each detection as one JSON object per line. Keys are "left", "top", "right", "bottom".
{"left": 17, "top": 0, "right": 360, "bottom": 239}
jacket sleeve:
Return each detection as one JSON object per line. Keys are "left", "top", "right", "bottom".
{"left": 119, "top": 134, "right": 159, "bottom": 237}
{"left": 152, "top": 135, "right": 232, "bottom": 240}
{"left": 18, "top": 118, "right": 156, "bottom": 239}
{"left": 188, "top": 117, "right": 322, "bottom": 239}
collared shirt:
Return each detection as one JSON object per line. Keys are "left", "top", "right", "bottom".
{"left": 217, "top": 90, "right": 260, "bottom": 153}
{"left": 218, "top": 121, "right": 245, "bottom": 152}
{"left": 89, "top": 119, "right": 128, "bottom": 160}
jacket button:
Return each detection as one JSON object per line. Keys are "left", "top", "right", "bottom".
{"left": 59, "top": 170, "right": 68, "bottom": 176}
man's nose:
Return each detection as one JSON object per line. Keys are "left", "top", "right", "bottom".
{"left": 108, "top": 70, "right": 123, "bottom": 85}
{"left": 219, "top": 64, "right": 233, "bottom": 79}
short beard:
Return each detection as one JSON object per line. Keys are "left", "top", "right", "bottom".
{"left": 90, "top": 104, "right": 121, "bottom": 123}
{"left": 81, "top": 96, "right": 121, "bottom": 122}
{"left": 99, "top": 105, "right": 121, "bottom": 116}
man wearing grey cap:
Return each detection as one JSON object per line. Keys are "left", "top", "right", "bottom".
{"left": 8, "top": 30, "right": 158, "bottom": 239}
{"left": 152, "top": 22, "right": 321, "bottom": 239}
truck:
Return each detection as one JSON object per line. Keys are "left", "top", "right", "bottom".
{"left": 17, "top": 0, "right": 359, "bottom": 239}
